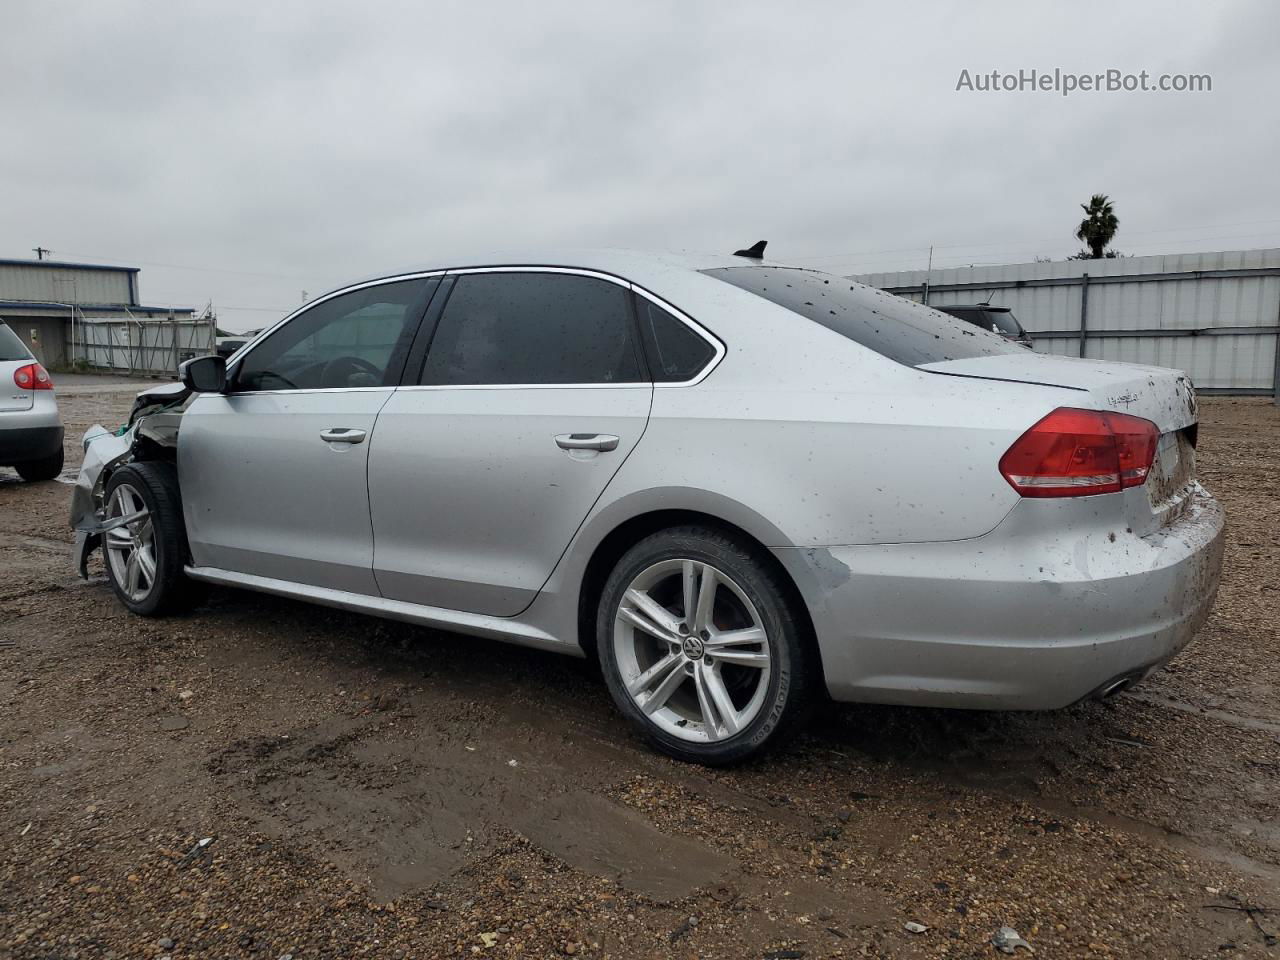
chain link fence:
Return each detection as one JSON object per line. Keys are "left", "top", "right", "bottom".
{"left": 71, "top": 317, "right": 216, "bottom": 377}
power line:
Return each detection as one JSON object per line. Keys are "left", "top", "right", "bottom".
{"left": 212, "top": 305, "right": 295, "bottom": 312}
{"left": 49, "top": 249, "right": 303, "bottom": 280}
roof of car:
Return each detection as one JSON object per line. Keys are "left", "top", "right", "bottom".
{"left": 331, "top": 248, "right": 814, "bottom": 298}
{"left": 419, "top": 247, "right": 754, "bottom": 271}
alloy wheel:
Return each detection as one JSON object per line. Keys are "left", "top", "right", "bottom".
{"left": 613, "top": 558, "right": 772, "bottom": 743}
{"left": 103, "top": 482, "right": 157, "bottom": 603}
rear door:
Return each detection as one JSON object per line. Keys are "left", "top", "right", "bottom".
{"left": 368, "top": 268, "right": 652, "bottom": 617}
{"left": 0, "top": 323, "right": 35, "bottom": 412}
{"left": 179, "top": 276, "right": 438, "bottom": 594}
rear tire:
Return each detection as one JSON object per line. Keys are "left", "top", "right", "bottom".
{"left": 15, "top": 446, "right": 64, "bottom": 482}
{"left": 103, "top": 462, "right": 203, "bottom": 616}
{"left": 597, "top": 525, "right": 817, "bottom": 765}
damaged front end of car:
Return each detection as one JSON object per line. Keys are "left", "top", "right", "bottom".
{"left": 70, "top": 382, "right": 190, "bottom": 577}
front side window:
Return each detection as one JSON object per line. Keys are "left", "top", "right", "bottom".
{"left": 234, "top": 278, "right": 433, "bottom": 391}
{"left": 703, "top": 266, "right": 1022, "bottom": 367}
{"left": 419, "top": 272, "right": 643, "bottom": 385}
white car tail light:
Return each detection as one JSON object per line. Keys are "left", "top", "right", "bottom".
{"left": 13, "top": 362, "right": 53, "bottom": 391}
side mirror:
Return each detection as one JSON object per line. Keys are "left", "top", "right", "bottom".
{"left": 179, "top": 355, "right": 227, "bottom": 393}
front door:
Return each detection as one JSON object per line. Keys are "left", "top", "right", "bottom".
{"left": 179, "top": 276, "right": 436, "bottom": 595}
{"left": 369, "top": 269, "right": 652, "bottom": 617}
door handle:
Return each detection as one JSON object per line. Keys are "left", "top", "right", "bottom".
{"left": 320, "top": 427, "right": 367, "bottom": 444}
{"left": 555, "top": 433, "right": 619, "bottom": 452}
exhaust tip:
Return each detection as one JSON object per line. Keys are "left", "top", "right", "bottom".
{"left": 1097, "top": 676, "right": 1134, "bottom": 699}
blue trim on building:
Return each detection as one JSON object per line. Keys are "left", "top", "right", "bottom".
{"left": 0, "top": 258, "right": 140, "bottom": 274}
{"left": 0, "top": 299, "right": 194, "bottom": 315}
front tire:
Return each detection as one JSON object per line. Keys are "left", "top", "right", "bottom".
{"left": 597, "top": 525, "right": 817, "bottom": 765}
{"left": 103, "top": 462, "right": 202, "bottom": 616}
{"left": 15, "top": 446, "right": 64, "bottom": 482}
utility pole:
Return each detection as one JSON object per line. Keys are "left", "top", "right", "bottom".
{"left": 922, "top": 246, "right": 934, "bottom": 305}
{"left": 32, "top": 246, "right": 50, "bottom": 260}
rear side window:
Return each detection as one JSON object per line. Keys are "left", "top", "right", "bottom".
{"left": 635, "top": 297, "right": 716, "bottom": 382}
{"left": 0, "top": 323, "right": 32, "bottom": 361}
{"left": 702, "top": 266, "right": 1022, "bottom": 366}
{"left": 420, "top": 272, "right": 643, "bottom": 385}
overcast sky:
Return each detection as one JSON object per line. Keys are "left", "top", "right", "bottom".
{"left": 3, "top": 1, "right": 1277, "bottom": 332}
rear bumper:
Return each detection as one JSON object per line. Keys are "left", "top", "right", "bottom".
{"left": 775, "top": 484, "right": 1225, "bottom": 710}
{"left": 0, "top": 423, "right": 64, "bottom": 465}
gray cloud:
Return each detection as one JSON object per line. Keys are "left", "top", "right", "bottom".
{"left": 2, "top": 0, "right": 1277, "bottom": 330}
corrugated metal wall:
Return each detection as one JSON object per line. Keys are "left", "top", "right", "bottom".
{"left": 0, "top": 262, "right": 134, "bottom": 306}
{"left": 853, "top": 248, "right": 1280, "bottom": 394}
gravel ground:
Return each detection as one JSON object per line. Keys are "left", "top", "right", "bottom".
{"left": 0, "top": 391, "right": 1277, "bottom": 959}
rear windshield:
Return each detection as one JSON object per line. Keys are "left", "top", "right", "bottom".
{"left": 702, "top": 266, "right": 1022, "bottom": 366}
{"left": 0, "top": 323, "right": 32, "bottom": 361}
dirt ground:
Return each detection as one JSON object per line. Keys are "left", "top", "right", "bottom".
{"left": 1, "top": 388, "right": 1277, "bottom": 959}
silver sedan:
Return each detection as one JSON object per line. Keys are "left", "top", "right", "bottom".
{"left": 70, "top": 248, "right": 1224, "bottom": 764}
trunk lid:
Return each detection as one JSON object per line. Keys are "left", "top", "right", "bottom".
{"left": 921, "top": 353, "right": 1201, "bottom": 532}
{"left": 919, "top": 353, "right": 1198, "bottom": 434}
{"left": 0, "top": 359, "right": 34, "bottom": 412}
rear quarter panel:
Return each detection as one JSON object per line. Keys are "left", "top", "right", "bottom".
{"left": 588, "top": 273, "right": 1087, "bottom": 549}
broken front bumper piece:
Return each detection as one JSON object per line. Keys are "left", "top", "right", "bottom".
{"left": 70, "top": 424, "right": 138, "bottom": 578}
{"left": 70, "top": 382, "right": 189, "bottom": 578}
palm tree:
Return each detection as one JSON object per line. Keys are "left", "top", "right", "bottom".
{"left": 1075, "top": 194, "right": 1119, "bottom": 259}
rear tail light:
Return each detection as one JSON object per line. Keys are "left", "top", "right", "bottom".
{"left": 13, "top": 362, "right": 53, "bottom": 391}
{"left": 999, "top": 407, "right": 1159, "bottom": 498}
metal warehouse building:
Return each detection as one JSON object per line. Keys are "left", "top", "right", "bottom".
{"left": 853, "top": 247, "right": 1280, "bottom": 400}
{"left": 0, "top": 257, "right": 201, "bottom": 373}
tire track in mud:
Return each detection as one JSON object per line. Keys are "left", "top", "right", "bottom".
{"left": 202, "top": 681, "right": 891, "bottom": 918}
{"left": 796, "top": 699, "right": 1280, "bottom": 891}
{"left": 1125, "top": 688, "right": 1280, "bottom": 737}
{"left": 895, "top": 741, "right": 1280, "bottom": 889}
{"left": 206, "top": 699, "right": 737, "bottom": 902}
